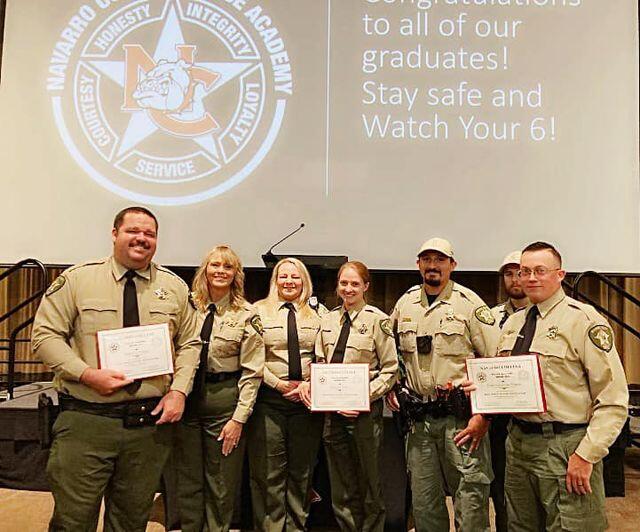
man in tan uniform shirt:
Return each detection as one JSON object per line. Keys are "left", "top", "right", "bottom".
{"left": 387, "top": 238, "right": 499, "bottom": 532}
{"left": 32, "top": 207, "right": 200, "bottom": 531}
{"left": 498, "top": 241, "right": 628, "bottom": 531}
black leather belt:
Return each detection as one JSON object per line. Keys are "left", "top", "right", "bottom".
{"left": 513, "top": 417, "right": 588, "bottom": 435}
{"left": 205, "top": 371, "right": 241, "bottom": 384}
{"left": 58, "top": 394, "right": 161, "bottom": 428}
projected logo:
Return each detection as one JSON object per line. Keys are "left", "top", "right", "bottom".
{"left": 47, "top": 0, "right": 293, "bottom": 205}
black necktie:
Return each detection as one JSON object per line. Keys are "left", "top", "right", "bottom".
{"left": 123, "top": 270, "right": 140, "bottom": 327}
{"left": 123, "top": 270, "right": 141, "bottom": 393}
{"left": 331, "top": 312, "right": 351, "bottom": 364}
{"left": 284, "top": 303, "right": 302, "bottom": 380}
{"left": 194, "top": 304, "right": 216, "bottom": 396}
{"left": 499, "top": 310, "right": 510, "bottom": 329}
{"left": 511, "top": 305, "right": 539, "bottom": 355}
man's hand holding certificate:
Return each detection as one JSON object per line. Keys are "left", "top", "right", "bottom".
{"left": 310, "top": 363, "right": 370, "bottom": 412}
{"left": 97, "top": 323, "right": 174, "bottom": 380}
{"left": 466, "top": 354, "right": 546, "bottom": 415}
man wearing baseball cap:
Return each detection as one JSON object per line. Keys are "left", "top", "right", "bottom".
{"left": 386, "top": 237, "right": 499, "bottom": 531}
{"left": 488, "top": 250, "right": 529, "bottom": 532}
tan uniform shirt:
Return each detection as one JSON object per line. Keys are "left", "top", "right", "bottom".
{"left": 498, "top": 288, "right": 628, "bottom": 463}
{"left": 315, "top": 302, "right": 398, "bottom": 402}
{"left": 491, "top": 299, "right": 524, "bottom": 329}
{"left": 201, "top": 293, "right": 264, "bottom": 423}
{"left": 255, "top": 299, "right": 324, "bottom": 389}
{"left": 32, "top": 256, "right": 201, "bottom": 403}
{"left": 390, "top": 281, "right": 499, "bottom": 398}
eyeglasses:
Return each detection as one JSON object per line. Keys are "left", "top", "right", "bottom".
{"left": 517, "top": 267, "right": 561, "bottom": 279}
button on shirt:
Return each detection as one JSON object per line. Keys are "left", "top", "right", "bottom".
{"left": 498, "top": 288, "right": 628, "bottom": 463}
{"left": 255, "top": 299, "right": 324, "bottom": 388}
{"left": 32, "top": 256, "right": 201, "bottom": 403}
{"left": 198, "top": 293, "right": 264, "bottom": 423}
{"left": 390, "top": 281, "right": 499, "bottom": 398}
{"left": 315, "top": 302, "right": 398, "bottom": 402}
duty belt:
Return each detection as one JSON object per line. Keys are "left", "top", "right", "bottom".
{"left": 205, "top": 370, "right": 241, "bottom": 384}
{"left": 512, "top": 417, "right": 588, "bottom": 435}
{"left": 58, "top": 394, "right": 161, "bottom": 428}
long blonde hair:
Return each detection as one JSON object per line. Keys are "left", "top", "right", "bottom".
{"left": 192, "top": 245, "right": 246, "bottom": 311}
{"left": 261, "top": 258, "right": 315, "bottom": 318}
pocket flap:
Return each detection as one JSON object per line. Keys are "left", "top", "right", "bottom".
{"left": 347, "top": 335, "right": 374, "bottom": 351}
{"left": 149, "top": 303, "right": 177, "bottom": 316}
{"left": 398, "top": 322, "right": 417, "bottom": 333}
{"left": 438, "top": 320, "right": 466, "bottom": 336}
{"left": 215, "top": 326, "right": 244, "bottom": 342}
{"left": 79, "top": 299, "right": 117, "bottom": 312}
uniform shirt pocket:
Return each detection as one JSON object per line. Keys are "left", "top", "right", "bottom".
{"left": 434, "top": 319, "right": 469, "bottom": 356}
{"left": 533, "top": 338, "right": 569, "bottom": 383}
{"left": 261, "top": 319, "right": 285, "bottom": 349}
{"left": 78, "top": 299, "right": 118, "bottom": 334}
{"left": 148, "top": 302, "right": 179, "bottom": 335}
{"left": 212, "top": 325, "right": 244, "bottom": 358}
{"left": 299, "top": 325, "right": 319, "bottom": 351}
{"left": 398, "top": 322, "right": 418, "bottom": 354}
{"left": 346, "top": 334, "right": 375, "bottom": 361}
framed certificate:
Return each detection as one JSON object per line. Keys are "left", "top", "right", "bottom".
{"left": 310, "top": 363, "right": 370, "bottom": 412}
{"left": 466, "top": 354, "right": 547, "bottom": 415}
{"left": 97, "top": 323, "right": 174, "bottom": 380}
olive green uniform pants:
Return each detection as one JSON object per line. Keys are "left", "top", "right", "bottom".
{"left": 176, "top": 378, "right": 245, "bottom": 532}
{"left": 46, "top": 410, "right": 172, "bottom": 532}
{"left": 247, "top": 386, "right": 323, "bottom": 531}
{"left": 323, "top": 399, "right": 385, "bottom": 532}
{"left": 406, "top": 415, "right": 492, "bottom": 532}
{"left": 505, "top": 423, "right": 607, "bottom": 531}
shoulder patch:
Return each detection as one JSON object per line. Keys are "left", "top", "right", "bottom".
{"left": 380, "top": 318, "right": 394, "bottom": 337}
{"left": 308, "top": 296, "right": 319, "bottom": 310}
{"left": 588, "top": 324, "right": 613, "bottom": 352}
{"left": 250, "top": 315, "right": 264, "bottom": 335}
{"left": 45, "top": 275, "right": 66, "bottom": 297}
{"left": 474, "top": 305, "right": 496, "bottom": 326}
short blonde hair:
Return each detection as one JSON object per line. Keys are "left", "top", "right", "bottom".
{"left": 261, "top": 258, "right": 315, "bottom": 319}
{"left": 192, "top": 245, "right": 246, "bottom": 311}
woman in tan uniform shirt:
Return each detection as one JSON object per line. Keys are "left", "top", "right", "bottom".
{"left": 176, "top": 245, "right": 264, "bottom": 532}
{"left": 248, "top": 257, "right": 324, "bottom": 531}
{"left": 302, "top": 261, "right": 398, "bottom": 532}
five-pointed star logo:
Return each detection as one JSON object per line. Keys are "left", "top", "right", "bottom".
{"left": 88, "top": 3, "right": 254, "bottom": 160}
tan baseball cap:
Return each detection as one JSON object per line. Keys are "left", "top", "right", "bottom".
{"left": 499, "top": 250, "right": 522, "bottom": 271}
{"left": 417, "top": 237, "right": 454, "bottom": 258}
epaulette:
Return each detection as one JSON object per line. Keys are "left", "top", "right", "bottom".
{"left": 406, "top": 285, "right": 421, "bottom": 294}
{"left": 331, "top": 305, "right": 342, "bottom": 312}
{"left": 155, "top": 264, "right": 189, "bottom": 289}
{"left": 66, "top": 257, "right": 108, "bottom": 273}
{"left": 566, "top": 296, "right": 604, "bottom": 323}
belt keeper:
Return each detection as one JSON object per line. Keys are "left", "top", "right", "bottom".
{"left": 541, "top": 423, "right": 555, "bottom": 438}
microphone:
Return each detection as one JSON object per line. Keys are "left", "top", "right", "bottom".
{"left": 263, "top": 223, "right": 305, "bottom": 265}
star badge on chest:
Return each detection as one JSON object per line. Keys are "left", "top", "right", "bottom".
{"left": 358, "top": 323, "right": 368, "bottom": 334}
{"left": 154, "top": 288, "right": 169, "bottom": 300}
{"left": 546, "top": 326, "right": 558, "bottom": 340}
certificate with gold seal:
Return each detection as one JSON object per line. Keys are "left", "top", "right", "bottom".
{"left": 466, "top": 354, "right": 546, "bottom": 415}
{"left": 310, "top": 363, "right": 370, "bottom": 412}
{"left": 97, "top": 323, "right": 174, "bottom": 380}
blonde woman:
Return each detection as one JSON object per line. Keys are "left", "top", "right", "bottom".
{"left": 176, "top": 245, "right": 265, "bottom": 532}
{"left": 247, "top": 258, "right": 325, "bottom": 531}
{"left": 303, "top": 261, "right": 398, "bottom": 532}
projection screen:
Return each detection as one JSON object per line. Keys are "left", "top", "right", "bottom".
{"left": 1, "top": 0, "right": 638, "bottom": 271}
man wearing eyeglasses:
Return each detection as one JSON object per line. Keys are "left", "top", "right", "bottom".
{"left": 497, "top": 241, "right": 628, "bottom": 531}
{"left": 386, "top": 237, "right": 499, "bottom": 532}
{"left": 488, "top": 250, "right": 529, "bottom": 532}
